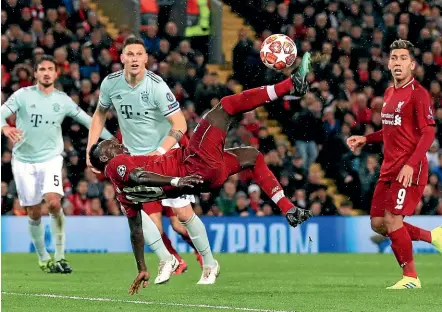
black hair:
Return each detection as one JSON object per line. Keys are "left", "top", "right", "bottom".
{"left": 89, "top": 143, "right": 105, "bottom": 172}
{"left": 33, "top": 54, "right": 58, "bottom": 71}
{"left": 390, "top": 39, "right": 415, "bottom": 59}
{"left": 123, "top": 36, "right": 146, "bottom": 50}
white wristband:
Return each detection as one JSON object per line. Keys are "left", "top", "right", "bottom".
{"left": 156, "top": 147, "right": 167, "bottom": 155}
{"left": 171, "top": 177, "right": 180, "bottom": 187}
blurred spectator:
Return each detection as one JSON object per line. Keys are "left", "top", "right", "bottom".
{"left": 416, "top": 185, "right": 440, "bottom": 215}
{"left": 65, "top": 180, "right": 92, "bottom": 216}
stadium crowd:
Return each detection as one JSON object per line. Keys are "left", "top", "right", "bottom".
{"left": 2, "top": 0, "right": 442, "bottom": 217}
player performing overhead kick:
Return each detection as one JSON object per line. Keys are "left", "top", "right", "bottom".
{"left": 89, "top": 52, "right": 313, "bottom": 295}
{"left": 347, "top": 39, "right": 442, "bottom": 290}
{"left": 87, "top": 37, "right": 208, "bottom": 285}
{"left": 1, "top": 55, "right": 114, "bottom": 273}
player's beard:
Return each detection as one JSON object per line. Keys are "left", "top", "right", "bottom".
{"left": 40, "top": 81, "right": 54, "bottom": 88}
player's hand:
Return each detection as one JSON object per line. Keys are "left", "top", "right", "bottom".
{"left": 146, "top": 151, "right": 162, "bottom": 156}
{"left": 128, "top": 271, "right": 150, "bottom": 295}
{"left": 176, "top": 175, "right": 204, "bottom": 188}
{"left": 2, "top": 126, "right": 23, "bottom": 143}
{"left": 396, "top": 165, "right": 414, "bottom": 188}
{"left": 346, "top": 136, "right": 367, "bottom": 152}
{"left": 86, "top": 152, "right": 102, "bottom": 174}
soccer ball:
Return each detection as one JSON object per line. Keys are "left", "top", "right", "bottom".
{"left": 260, "top": 34, "right": 297, "bottom": 70}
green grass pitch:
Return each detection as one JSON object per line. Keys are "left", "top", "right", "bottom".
{"left": 2, "top": 253, "right": 441, "bottom": 312}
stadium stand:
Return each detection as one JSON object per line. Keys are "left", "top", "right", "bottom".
{"left": 1, "top": 0, "right": 441, "bottom": 218}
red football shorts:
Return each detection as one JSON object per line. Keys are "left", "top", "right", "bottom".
{"left": 184, "top": 119, "right": 240, "bottom": 188}
{"left": 370, "top": 181, "right": 425, "bottom": 217}
{"left": 142, "top": 201, "right": 175, "bottom": 217}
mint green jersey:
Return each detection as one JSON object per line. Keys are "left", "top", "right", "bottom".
{"left": 98, "top": 70, "right": 180, "bottom": 155}
{"left": 1, "top": 86, "right": 113, "bottom": 163}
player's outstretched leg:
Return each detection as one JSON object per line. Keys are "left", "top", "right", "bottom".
{"left": 28, "top": 204, "right": 57, "bottom": 273}
{"left": 430, "top": 226, "right": 442, "bottom": 252}
{"left": 202, "top": 52, "right": 311, "bottom": 134}
{"left": 140, "top": 210, "right": 179, "bottom": 284}
{"left": 372, "top": 219, "right": 442, "bottom": 252}
{"left": 46, "top": 193, "right": 72, "bottom": 274}
{"left": 224, "top": 147, "right": 312, "bottom": 227}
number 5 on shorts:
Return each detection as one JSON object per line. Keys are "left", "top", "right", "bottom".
{"left": 395, "top": 188, "right": 406, "bottom": 210}
{"left": 54, "top": 175, "right": 59, "bottom": 186}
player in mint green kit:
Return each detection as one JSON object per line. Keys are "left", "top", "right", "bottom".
{"left": 87, "top": 37, "right": 217, "bottom": 285}
{"left": 1, "top": 55, "right": 113, "bottom": 273}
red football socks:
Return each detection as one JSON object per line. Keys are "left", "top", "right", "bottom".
{"left": 403, "top": 222, "right": 432, "bottom": 243}
{"left": 250, "top": 153, "right": 293, "bottom": 214}
{"left": 388, "top": 226, "right": 417, "bottom": 278}
{"left": 221, "top": 78, "right": 294, "bottom": 115}
{"left": 161, "top": 232, "right": 182, "bottom": 262}
{"left": 180, "top": 232, "right": 197, "bottom": 251}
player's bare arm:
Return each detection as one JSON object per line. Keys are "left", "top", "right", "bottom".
{"left": 127, "top": 210, "right": 149, "bottom": 295}
{"left": 86, "top": 105, "right": 110, "bottom": 171}
{"left": 129, "top": 168, "right": 203, "bottom": 188}
{"left": 152, "top": 111, "right": 187, "bottom": 155}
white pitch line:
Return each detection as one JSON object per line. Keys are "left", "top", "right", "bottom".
{"left": 1, "top": 292, "right": 295, "bottom": 312}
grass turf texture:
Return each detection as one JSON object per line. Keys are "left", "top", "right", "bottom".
{"left": 2, "top": 254, "right": 441, "bottom": 312}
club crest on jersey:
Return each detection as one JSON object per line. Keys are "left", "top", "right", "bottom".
{"left": 395, "top": 101, "right": 405, "bottom": 113}
{"left": 166, "top": 92, "right": 174, "bottom": 102}
{"left": 141, "top": 91, "right": 149, "bottom": 103}
{"left": 117, "top": 165, "right": 126, "bottom": 177}
{"left": 52, "top": 103, "right": 60, "bottom": 112}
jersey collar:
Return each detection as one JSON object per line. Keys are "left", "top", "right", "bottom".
{"left": 395, "top": 77, "right": 415, "bottom": 90}
{"left": 124, "top": 69, "right": 147, "bottom": 89}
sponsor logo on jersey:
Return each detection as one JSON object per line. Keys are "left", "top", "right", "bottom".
{"left": 117, "top": 165, "right": 126, "bottom": 177}
{"left": 381, "top": 112, "right": 401, "bottom": 126}
{"left": 53, "top": 103, "right": 60, "bottom": 112}
{"left": 166, "top": 92, "right": 174, "bottom": 102}
{"left": 115, "top": 94, "right": 123, "bottom": 100}
{"left": 141, "top": 91, "right": 149, "bottom": 103}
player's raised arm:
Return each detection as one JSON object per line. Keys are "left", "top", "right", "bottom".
{"left": 64, "top": 96, "right": 114, "bottom": 140}
{"left": 153, "top": 80, "right": 187, "bottom": 155}
{"left": 86, "top": 77, "right": 113, "bottom": 169}
{"left": 129, "top": 168, "right": 203, "bottom": 188}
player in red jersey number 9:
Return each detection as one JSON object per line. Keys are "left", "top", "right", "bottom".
{"left": 347, "top": 40, "right": 442, "bottom": 290}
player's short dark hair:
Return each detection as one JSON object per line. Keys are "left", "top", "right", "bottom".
{"left": 89, "top": 143, "right": 105, "bottom": 172}
{"left": 33, "top": 55, "right": 58, "bottom": 71}
{"left": 390, "top": 39, "right": 415, "bottom": 59}
{"left": 123, "top": 36, "right": 146, "bottom": 50}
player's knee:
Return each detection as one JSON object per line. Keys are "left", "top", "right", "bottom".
{"left": 47, "top": 198, "right": 61, "bottom": 214}
{"left": 27, "top": 205, "right": 42, "bottom": 220}
{"left": 371, "top": 218, "right": 387, "bottom": 235}
{"left": 174, "top": 206, "right": 194, "bottom": 223}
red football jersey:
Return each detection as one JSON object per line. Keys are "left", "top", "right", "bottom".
{"left": 104, "top": 151, "right": 187, "bottom": 212}
{"left": 380, "top": 78, "right": 436, "bottom": 185}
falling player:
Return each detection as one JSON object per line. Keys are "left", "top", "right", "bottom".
{"left": 347, "top": 39, "right": 442, "bottom": 289}
{"left": 89, "top": 52, "right": 313, "bottom": 294}
{"left": 86, "top": 37, "right": 211, "bottom": 284}
{"left": 0, "top": 55, "right": 114, "bottom": 273}
{"left": 116, "top": 130, "right": 203, "bottom": 272}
